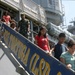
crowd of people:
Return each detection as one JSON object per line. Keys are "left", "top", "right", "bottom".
{"left": 35, "top": 26, "right": 75, "bottom": 71}
{"left": 1, "top": 11, "right": 17, "bottom": 30}
{"left": 1, "top": 11, "right": 75, "bottom": 71}
{"left": 1, "top": 11, "right": 30, "bottom": 38}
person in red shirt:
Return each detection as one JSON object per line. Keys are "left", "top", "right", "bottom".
{"left": 35, "top": 26, "right": 50, "bottom": 53}
{"left": 2, "top": 11, "right": 11, "bottom": 26}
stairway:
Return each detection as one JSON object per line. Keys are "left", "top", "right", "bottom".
{"left": 0, "top": 23, "right": 75, "bottom": 75}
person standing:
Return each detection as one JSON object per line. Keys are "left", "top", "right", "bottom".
{"left": 60, "top": 40, "right": 75, "bottom": 71}
{"left": 53, "top": 33, "right": 67, "bottom": 60}
{"left": 18, "top": 14, "right": 30, "bottom": 38}
{"left": 35, "top": 26, "right": 50, "bottom": 53}
{"left": 2, "top": 11, "right": 11, "bottom": 26}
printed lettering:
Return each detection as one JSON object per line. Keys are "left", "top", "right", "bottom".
{"left": 29, "top": 53, "right": 39, "bottom": 75}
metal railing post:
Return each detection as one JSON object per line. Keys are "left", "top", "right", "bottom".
{"left": 30, "top": 20, "right": 34, "bottom": 43}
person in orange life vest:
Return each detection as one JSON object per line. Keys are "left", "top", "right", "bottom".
{"left": 2, "top": 11, "right": 11, "bottom": 25}
{"left": 35, "top": 26, "right": 50, "bottom": 53}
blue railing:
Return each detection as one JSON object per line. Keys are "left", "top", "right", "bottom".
{"left": 0, "top": 23, "right": 75, "bottom": 75}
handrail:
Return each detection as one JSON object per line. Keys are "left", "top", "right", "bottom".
{"left": 1, "top": 23, "right": 75, "bottom": 75}
{"left": 30, "top": 30, "right": 38, "bottom": 35}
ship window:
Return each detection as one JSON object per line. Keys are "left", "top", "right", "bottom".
{"left": 55, "top": 0, "right": 59, "bottom": 10}
{"left": 49, "top": 0, "right": 53, "bottom": 5}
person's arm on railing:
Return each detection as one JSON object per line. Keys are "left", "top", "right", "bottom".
{"left": 60, "top": 56, "right": 72, "bottom": 69}
{"left": 35, "top": 39, "right": 38, "bottom": 45}
{"left": 60, "top": 57, "right": 65, "bottom": 64}
{"left": 35, "top": 35, "right": 38, "bottom": 45}
{"left": 48, "top": 41, "right": 50, "bottom": 52}
{"left": 27, "top": 22, "right": 30, "bottom": 32}
{"left": 16, "top": 21, "right": 20, "bottom": 32}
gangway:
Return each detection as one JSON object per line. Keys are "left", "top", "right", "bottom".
{"left": 0, "top": 23, "right": 75, "bottom": 75}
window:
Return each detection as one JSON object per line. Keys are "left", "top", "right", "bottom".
{"left": 49, "top": 0, "right": 53, "bottom": 5}
{"left": 55, "top": 0, "right": 59, "bottom": 10}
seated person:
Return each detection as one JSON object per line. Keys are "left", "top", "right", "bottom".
{"left": 60, "top": 40, "right": 75, "bottom": 71}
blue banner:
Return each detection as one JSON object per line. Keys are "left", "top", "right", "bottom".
{"left": 2, "top": 24, "right": 75, "bottom": 75}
